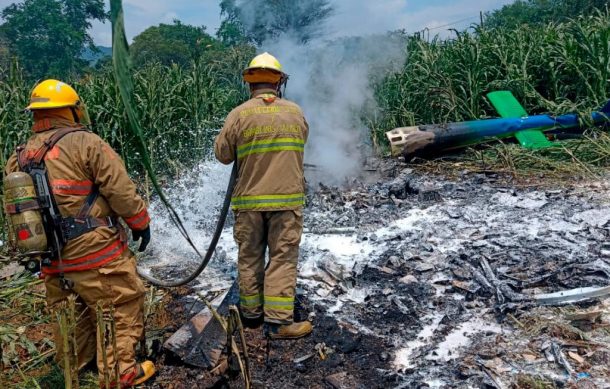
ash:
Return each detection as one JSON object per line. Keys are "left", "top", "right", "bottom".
{"left": 298, "top": 160, "right": 610, "bottom": 387}
{"left": 146, "top": 159, "right": 610, "bottom": 387}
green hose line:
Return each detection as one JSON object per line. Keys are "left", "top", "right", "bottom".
{"left": 110, "top": 0, "right": 234, "bottom": 287}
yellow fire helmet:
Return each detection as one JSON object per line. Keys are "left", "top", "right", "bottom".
{"left": 26, "top": 79, "right": 81, "bottom": 110}
{"left": 242, "top": 52, "right": 287, "bottom": 84}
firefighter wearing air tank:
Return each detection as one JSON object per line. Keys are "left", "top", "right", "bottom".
{"left": 3, "top": 80, "right": 155, "bottom": 387}
{"left": 215, "top": 53, "right": 312, "bottom": 339}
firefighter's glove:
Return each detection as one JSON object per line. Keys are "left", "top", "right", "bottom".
{"left": 132, "top": 226, "right": 151, "bottom": 252}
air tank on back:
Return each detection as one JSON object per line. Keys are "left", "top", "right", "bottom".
{"left": 3, "top": 171, "right": 48, "bottom": 254}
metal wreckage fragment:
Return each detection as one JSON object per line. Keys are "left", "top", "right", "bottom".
{"left": 457, "top": 255, "right": 610, "bottom": 307}
{"left": 533, "top": 285, "right": 610, "bottom": 306}
{"left": 164, "top": 282, "right": 239, "bottom": 368}
{"left": 158, "top": 164, "right": 610, "bottom": 386}
{"left": 163, "top": 259, "right": 610, "bottom": 372}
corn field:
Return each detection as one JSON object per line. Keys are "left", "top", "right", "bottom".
{"left": 373, "top": 11, "right": 610, "bottom": 144}
{"left": 0, "top": 45, "right": 253, "bottom": 243}
{"left": 2, "top": 12, "right": 610, "bottom": 173}
{"left": 1, "top": 12, "right": 610, "bottom": 182}
{"left": 0, "top": 45, "right": 254, "bottom": 176}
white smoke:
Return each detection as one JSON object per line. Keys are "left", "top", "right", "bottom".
{"left": 141, "top": 8, "right": 408, "bottom": 287}
{"left": 237, "top": 5, "right": 407, "bottom": 184}
{"left": 142, "top": 36, "right": 406, "bottom": 286}
{"left": 265, "top": 34, "right": 405, "bottom": 184}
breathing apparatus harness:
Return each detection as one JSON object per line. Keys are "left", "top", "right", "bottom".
{"left": 13, "top": 127, "right": 117, "bottom": 289}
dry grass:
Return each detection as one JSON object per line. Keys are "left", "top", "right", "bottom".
{"left": 0, "top": 264, "right": 169, "bottom": 388}
{"left": 406, "top": 130, "right": 610, "bottom": 186}
{"left": 514, "top": 374, "right": 557, "bottom": 389}
{"left": 0, "top": 268, "right": 54, "bottom": 387}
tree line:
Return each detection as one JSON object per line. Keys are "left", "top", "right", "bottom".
{"left": 2, "top": 0, "right": 607, "bottom": 82}
{"left": 0, "top": 0, "right": 333, "bottom": 81}
{"left": 485, "top": 0, "right": 610, "bottom": 28}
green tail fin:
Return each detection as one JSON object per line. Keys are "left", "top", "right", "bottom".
{"left": 487, "top": 90, "right": 528, "bottom": 117}
{"left": 487, "top": 91, "right": 552, "bottom": 149}
{"left": 515, "top": 130, "right": 553, "bottom": 149}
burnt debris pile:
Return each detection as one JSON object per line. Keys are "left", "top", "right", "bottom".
{"left": 295, "top": 163, "right": 610, "bottom": 387}
{"left": 151, "top": 160, "right": 610, "bottom": 388}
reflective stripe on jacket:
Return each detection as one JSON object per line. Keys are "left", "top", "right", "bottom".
{"left": 5, "top": 118, "right": 150, "bottom": 274}
{"left": 44, "top": 240, "right": 128, "bottom": 274}
{"left": 214, "top": 89, "right": 309, "bottom": 211}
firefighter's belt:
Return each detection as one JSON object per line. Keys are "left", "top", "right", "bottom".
{"left": 4, "top": 200, "right": 41, "bottom": 214}
{"left": 60, "top": 216, "right": 118, "bottom": 241}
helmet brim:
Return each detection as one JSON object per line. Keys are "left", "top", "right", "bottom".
{"left": 242, "top": 68, "right": 286, "bottom": 84}
{"left": 26, "top": 102, "right": 78, "bottom": 110}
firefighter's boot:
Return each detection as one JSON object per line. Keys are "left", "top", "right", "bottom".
{"left": 264, "top": 321, "right": 313, "bottom": 339}
{"left": 119, "top": 361, "right": 156, "bottom": 388}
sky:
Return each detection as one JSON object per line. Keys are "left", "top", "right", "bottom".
{"left": 0, "top": 0, "right": 516, "bottom": 46}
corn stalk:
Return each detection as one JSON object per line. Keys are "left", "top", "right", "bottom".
{"left": 96, "top": 301, "right": 119, "bottom": 389}
{"left": 56, "top": 295, "right": 79, "bottom": 389}
{"left": 199, "top": 294, "right": 252, "bottom": 389}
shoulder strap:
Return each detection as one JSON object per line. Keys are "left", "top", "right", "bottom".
{"left": 17, "top": 126, "right": 99, "bottom": 218}
{"left": 16, "top": 145, "right": 27, "bottom": 171}
{"left": 76, "top": 186, "right": 99, "bottom": 218}
{"left": 18, "top": 126, "right": 90, "bottom": 170}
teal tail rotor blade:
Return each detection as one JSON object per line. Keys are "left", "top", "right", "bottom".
{"left": 487, "top": 91, "right": 553, "bottom": 149}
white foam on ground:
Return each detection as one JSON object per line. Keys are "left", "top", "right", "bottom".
{"left": 382, "top": 207, "right": 441, "bottom": 234}
{"left": 572, "top": 208, "right": 610, "bottom": 227}
{"left": 491, "top": 192, "right": 548, "bottom": 210}
{"left": 144, "top": 160, "right": 383, "bottom": 291}
{"left": 143, "top": 163, "right": 610, "bottom": 385}
{"left": 327, "top": 287, "right": 370, "bottom": 313}
{"left": 394, "top": 314, "right": 444, "bottom": 369}
{"left": 548, "top": 219, "right": 581, "bottom": 233}
{"left": 394, "top": 315, "right": 505, "bottom": 370}
{"left": 145, "top": 161, "right": 610, "bottom": 296}
{"left": 424, "top": 379, "right": 447, "bottom": 388}
{"left": 300, "top": 233, "right": 379, "bottom": 274}
{"left": 426, "top": 317, "right": 504, "bottom": 362}
{"left": 302, "top": 233, "right": 373, "bottom": 258}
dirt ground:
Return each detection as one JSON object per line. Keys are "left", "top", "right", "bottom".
{"left": 3, "top": 160, "right": 610, "bottom": 388}
{"left": 140, "top": 161, "right": 610, "bottom": 388}
{"left": 146, "top": 286, "right": 396, "bottom": 389}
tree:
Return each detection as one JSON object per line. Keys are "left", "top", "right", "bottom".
{"left": 130, "top": 20, "right": 219, "bottom": 67}
{"left": 218, "top": 0, "right": 334, "bottom": 45}
{"left": 0, "top": 27, "right": 10, "bottom": 70}
{"left": 1, "top": 0, "right": 106, "bottom": 80}
{"left": 486, "top": 0, "right": 610, "bottom": 28}
{"left": 217, "top": 0, "right": 249, "bottom": 46}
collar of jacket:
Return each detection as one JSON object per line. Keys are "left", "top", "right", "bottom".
{"left": 32, "top": 118, "right": 78, "bottom": 133}
{"left": 251, "top": 88, "right": 278, "bottom": 98}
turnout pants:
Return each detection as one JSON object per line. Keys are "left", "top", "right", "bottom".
{"left": 45, "top": 251, "right": 146, "bottom": 379}
{"left": 234, "top": 210, "right": 303, "bottom": 324}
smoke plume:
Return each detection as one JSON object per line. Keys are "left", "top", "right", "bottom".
{"left": 235, "top": 2, "right": 407, "bottom": 184}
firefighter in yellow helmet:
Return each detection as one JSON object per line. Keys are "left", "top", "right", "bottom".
{"left": 215, "top": 53, "right": 313, "bottom": 339}
{"left": 3, "top": 80, "right": 155, "bottom": 387}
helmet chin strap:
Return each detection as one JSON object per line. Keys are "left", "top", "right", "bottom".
{"left": 70, "top": 102, "right": 92, "bottom": 126}
{"left": 70, "top": 107, "right": 80, "bottom": 124}
{"left": 279, "top": 75, "right": 289, "bottom": 98}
